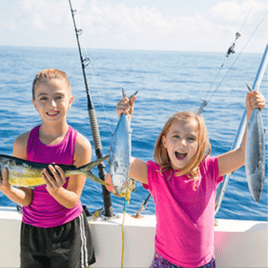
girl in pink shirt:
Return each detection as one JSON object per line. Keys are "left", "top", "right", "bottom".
{"left": 0, "top": 69, "right": 95, "bottom": 268}
{"left": 107, "top": 91, "right": 265, "bottom": 268}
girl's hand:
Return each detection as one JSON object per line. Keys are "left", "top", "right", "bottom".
{"left": 116, "top": 95, "right": 137, "bottom": 120}
{"left": 246, "top": 91, "right": 265, "bottom": 112}
{"left": 105, "top": 173, "right": 128, "bottom": 198}
{"left": 0, "top": 168, "right": 12, "bottom": 193}
{"left": 42, "top": 165, "right": 66, "bottom": 194}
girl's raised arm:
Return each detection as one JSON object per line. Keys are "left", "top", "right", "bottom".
{"left": 129, "top": 157, "right": 148, "bottom": 185}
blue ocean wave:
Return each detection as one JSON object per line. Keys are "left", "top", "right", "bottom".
{"left": 0, "top": 46, "right": 267, "bottom": 221}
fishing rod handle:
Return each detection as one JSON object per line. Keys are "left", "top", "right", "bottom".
{"left": 89, "top": 109, "right": 102, "bottom": 152}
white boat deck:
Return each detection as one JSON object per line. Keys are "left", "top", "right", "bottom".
{"left": 0, "top": 207, "right": 266, "bottom": 267}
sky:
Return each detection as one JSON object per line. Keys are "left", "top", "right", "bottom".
{"left": 0, "top": 0, "right": 267, "bottom": 53}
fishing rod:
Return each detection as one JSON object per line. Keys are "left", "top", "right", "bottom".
{"left": 215, "top": 44, "right": 268, "bottom": 215}
{"left": 132, "top": 193, "right": 151, "bottom": 218}
{"left": 68, "top": 0, "right": 113, "bottom": 218}
{"left": 197, "top": 4, "right": 266, "bottom": 115}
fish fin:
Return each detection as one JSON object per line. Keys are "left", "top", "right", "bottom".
{"left": 87, "top": 172, "right": 110, "bottom": 186}
{"left": 122, "top": 88, "right": 126, "bottom": 98}
{"left": 130, "top": 90, "right": 138, "bottom": 98}
{"left": 246, "top": 82, "right": 253, "bottom": 92}
{"left": 79, "top": 155, "right": 109, "bottom": 170}
{"left": 78, "top": 155, "right": 110, "bottom": 186}
{"left": 121, "top": 88, "right": 138, "bottom": 99}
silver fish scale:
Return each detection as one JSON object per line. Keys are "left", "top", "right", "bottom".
{"left": 245, "top": 109, "right": 265, "bottom": 202}
{"left": 110, "top": 114, "right": 131, "bottom": 194}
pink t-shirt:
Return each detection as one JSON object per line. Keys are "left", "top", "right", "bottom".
{"left": 146, "top": 156, "right": 223, "bottom": 267}
{"left": 22, "top": 125, "right": 83, "bottom": 228}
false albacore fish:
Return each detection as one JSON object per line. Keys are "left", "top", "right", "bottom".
{"left": 245, "top": 83, "right": 265, "bottom": 202}
{"left": 109, "top": 89, "right": 138, "bottom": 194}
{"left": 0, "top": 154, "right": 109, "bottom": 188}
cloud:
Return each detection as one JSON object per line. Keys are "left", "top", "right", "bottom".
{"left": 1, "top": 0, "right": 266, "bottom": 52}
{"left": 67, "top": 0, "right": 267, "bottom": 52}
{"left": 207, "top": 0, "right": 266, "bottom": 33}
{"left": 20, "top": 0, "right": 70, "bottom": 29}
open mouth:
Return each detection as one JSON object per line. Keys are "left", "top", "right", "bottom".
{"left": 175, "top": 151, "right": 187, "bottom": 160}
{"left": 47, "top": 111, "right": 59, "bottom": 117}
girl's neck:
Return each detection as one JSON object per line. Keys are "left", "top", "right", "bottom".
{"left": 39, "top": 122, "right": 69, "bottom": 145}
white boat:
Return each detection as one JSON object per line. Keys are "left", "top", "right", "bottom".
{"left": 0, "top": 206, "right": 266, "bottom": 268}
{"left": 0, "top": 2, "right": 267, "bottom": 268}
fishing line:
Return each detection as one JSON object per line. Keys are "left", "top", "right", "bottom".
{"left": 198, "top": 10, "right": 267, "bottom": 115}
{"left": 199, "top": 1, "right": 257, "bottom": 110}
{"left": 238, "top": 0, "right": 256, "bottom": 33}
{"left": 120, "top": 181, "right": 134, "bottom": 268}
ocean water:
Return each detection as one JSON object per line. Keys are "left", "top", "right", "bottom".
{"left": 0, "top": 46, "right": 267, "bottom": 221}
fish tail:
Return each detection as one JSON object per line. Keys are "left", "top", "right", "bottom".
{"left": 79, "top": 155, "right": 110, "bottom": 186}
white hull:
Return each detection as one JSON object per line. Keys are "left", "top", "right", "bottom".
{"left": 0, "top": 207, "right": 266, "bottom": 268}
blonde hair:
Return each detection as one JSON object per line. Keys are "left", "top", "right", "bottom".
{"left": 32, "top": 69, "right": 71, "bottom": 100}
{"left": 154, "top": 111, "right": 211, "bottom": 190}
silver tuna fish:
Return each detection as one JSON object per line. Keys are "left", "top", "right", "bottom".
{"left": 245, "top": 83, "right": 265, "bottom": 202}
{"left": 109, "top": 89, "right": 137, "bottom": 194}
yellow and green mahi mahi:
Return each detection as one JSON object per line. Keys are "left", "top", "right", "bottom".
{"left": 0, "top": 154, "right": 109, "bottom": 187}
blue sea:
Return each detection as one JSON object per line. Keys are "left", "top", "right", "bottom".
{"left": 0, "top": 46, "right": 267, "bottom": 221}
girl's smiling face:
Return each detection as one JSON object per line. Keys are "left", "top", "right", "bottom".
{"left": 32, "top": 79, "right": 73, "bottom": 125}
{"left": 162, "top": 119, "right": 198, "bottom": 170}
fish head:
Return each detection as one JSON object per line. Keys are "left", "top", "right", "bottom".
{"left": 112, "top": 173, "right": 128, "bottom": 194}
{"left": 247, "top": 168, "right": 264, "bottom": 202}
{"left": 249, "top": 183, "right": 262, "bottom": 202}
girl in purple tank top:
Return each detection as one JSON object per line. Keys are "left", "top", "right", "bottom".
{"left": 0, "top": 69, "right": 95, "bottom": 267}
{"left": 106, "top": 92, "right": 265, "bottom": 268}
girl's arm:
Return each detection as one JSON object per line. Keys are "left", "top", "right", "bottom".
{"left": 217, "top": 91, "right": 265, "bottom": 177}
{"left": 105, "top": 157, "right": 148, "bottom": 194}
{"left": 129, "top": 157, "right": 148, "bottom": 184}
{"left": 0, "top": 132, "right": 33, "bottom": 206}
{"left": 43, "top": 133, "right": 91, "bottom": 209}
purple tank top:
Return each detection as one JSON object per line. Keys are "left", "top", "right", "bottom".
{"left": 22, "top": 125, "right": 83, "bottom": 228}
